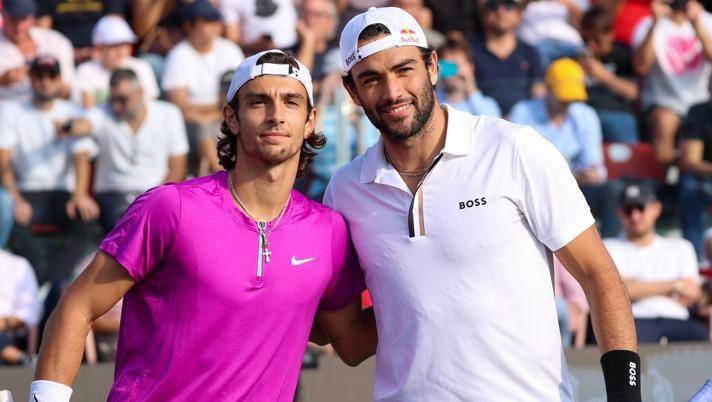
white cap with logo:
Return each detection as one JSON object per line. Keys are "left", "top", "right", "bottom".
{"left": 225, "top": 49, "right": 314, "bottom": 106}
{"left": 339, "top": 7, "right": 428, "bottom": 73}
{"left": 92, "top": 15, "right": 138, "bottom": 46}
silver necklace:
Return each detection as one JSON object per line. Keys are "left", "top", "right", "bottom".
{"left": 383, "top": 147, "right": 431, "bottom": 177}
{"left": 228, "top": 171, "right": 290, "bottom": 263}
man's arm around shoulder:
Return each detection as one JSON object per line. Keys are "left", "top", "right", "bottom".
{"left": 315, "top": 299, "right": 377, "bottom": 367}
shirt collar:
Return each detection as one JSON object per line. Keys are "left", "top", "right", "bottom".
{"left": 359, "top": 104, "right": 472, "bottom": 184}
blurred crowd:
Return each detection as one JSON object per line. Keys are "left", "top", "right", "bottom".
{"left": 1, "top": 0, "right": 712, "bottom": 367}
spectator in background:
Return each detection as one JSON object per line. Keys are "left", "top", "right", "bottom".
{"left": 0, "top": 56, "right": 98, "bottom": 285}
{"left": 35, "top": 0, "right": 131, "bottom": 64}
{"left": 554, "top": 257, "right": 589, "bottom": 348}
{"left": 0, "top": 42, "right": 28, "bottom": 102}
{"left": 306, "top": 51, "right": 380, "bottom": 200}
{"left": 424, "top": 0, "right": 479, "bottom": 41}
{"left": 292, "top": 0, "right": 341, "bottom": 79}
{"left": 509, "top": 58, "right": 622, "bottom": 237}
{"left": 163, "top": 0, "right": 244, "bottom": 176}
{"left": 196, "top": 69, "right": 233, "bottom": 176}
{"left": 131, "top": 0, "right": 193, "bottom": 81}
{"left": 0, "top": 248, "right": 41, "bottom": 366}
{"left": 220, "top": 0, "right": 298, "bottom": 54}
{"left": 604, "top": 182, "right": 708, "bottom": 343}
{"left": 74, "top": 15, "right": 159, "bottom": 109}
{"left": 436, "top": 39, "right": 501, "bottom": 117}
{"left": 580, "top": 6, "right": 640, "bottom": 144}
{"left": 678, "top": 76, "right": 712, "bottom": 260}
{"left": 86, "top": 69, "right": 188, "bottom": 233}
{"left": 518, "top": 0, "right": 587, "bottom": 66}
{"left": 0, "top": 0, "right": 74, "bottom": 99}
{"left": 632, "top": 0, "right": 712, "bottom": 167}
{"left": 472, "top": 0, "right": 546, "bottom": 116}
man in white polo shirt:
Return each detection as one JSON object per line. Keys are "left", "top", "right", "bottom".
{"left": 325, "top": 7, "right": 641, "bottom": 401}
{"left": 86, "top": 68, "right": 188, "bottom": 233}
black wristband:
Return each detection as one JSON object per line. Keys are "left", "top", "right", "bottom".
{"left": 600, "top": 349, "right": 642, "bottom": 402}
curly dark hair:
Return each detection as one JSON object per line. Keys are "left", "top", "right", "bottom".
{"left": 342, "top": 23, "right": 435, "bottom": 89}
{"left": 216, "top": 52, "right": 326, "bottom": 178}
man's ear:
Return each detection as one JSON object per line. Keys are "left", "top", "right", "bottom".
{"left": 428, "top": 50, "right": 439, "bottom": 87}
{"left": 342, "top": 76, "right": 363, "bottom": 107}
{"left": 223, "top": 104, "right": 239, "bottom": 136}
{"left": 304, "top": 107, "right": 317, "bottom": 140}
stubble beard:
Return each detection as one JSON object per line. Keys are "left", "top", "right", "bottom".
{"left": 362, "top": 83, "right": 436, "bottom": 142}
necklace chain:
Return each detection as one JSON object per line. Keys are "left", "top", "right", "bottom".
{"left": 227, "top": 171, "right": 290, "bottom": 238}
{"left": 383, "top": 147, "right": 432, "bottom": 177}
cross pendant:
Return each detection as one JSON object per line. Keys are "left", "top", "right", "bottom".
{"left": 263, "top": 247, "right": 272, "bottom": 263}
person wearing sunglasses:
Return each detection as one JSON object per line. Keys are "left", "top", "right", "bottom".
{"left": 82, "top": 68, "right": 189, "bottom": 234}
{"left": 604, "top": 182, "right": 708, "bottom": 343}
{"left": 0, "top": 55, "right": 98, "bottom": 286}
{"left": 471, "top": 0, "right": 547, "bottom": 116}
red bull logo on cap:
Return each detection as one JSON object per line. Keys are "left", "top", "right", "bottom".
{"left": 399, "top": 28, "right": 420, "bottom": 44}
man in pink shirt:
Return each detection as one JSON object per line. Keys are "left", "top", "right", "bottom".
{"left": 29, "top": 49, "right": 377, "bottom": 402}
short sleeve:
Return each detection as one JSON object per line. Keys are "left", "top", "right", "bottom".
{"left": 507, "top": 101, "right": 532, "bottom": 125}
{"left": 320, "top": 211, "right": 366, "bottom": 310}
{"left": 99, "top": 184, "right": 182, "bottom": 281}
{"left": 85, "top": 106, "right": 107, "bottom": 138}
{"left": 161, "top": 46, "right": 188, "bottom": 91}
{"left": 631, "top": 17, "right": 653, "bottom": 50}
{"left": 0, "top": 102, "right": 18, "bottom": 149}
{"left": 514, "top": 127, "right": 595, "bottom": 251}
{"left": 14, "top": 258, "right": 41, "bottom": 326}
{"left": 571, "top": 104, "right": 604, "bottom": 172}
{"left": 166, "top": 104, "right": 189, "bottom": 156}
{"left": 679, "top": 239, "right": 701, "bottom": 280}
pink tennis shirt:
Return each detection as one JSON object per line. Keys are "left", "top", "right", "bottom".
{"left": 100, "top": 171, "right": 365, "bottom": 401}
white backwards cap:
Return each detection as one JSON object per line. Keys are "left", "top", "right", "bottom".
{"left": 225, "top": 49, "right": 314, "bottom": 106}
{"left": 339, "top": 7, "right": 428, "bottom": 73}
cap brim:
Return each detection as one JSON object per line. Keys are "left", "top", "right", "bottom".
{"left": 552, "top": 85, "right": 587, "bottom": 103}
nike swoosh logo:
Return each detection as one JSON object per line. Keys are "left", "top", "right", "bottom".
{"left": 291, "top": 256, "right": 316, "bottom": 266}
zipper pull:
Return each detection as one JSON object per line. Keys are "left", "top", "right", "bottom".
{"left": 256, "top": 221, "right": 266, "bottom": 279}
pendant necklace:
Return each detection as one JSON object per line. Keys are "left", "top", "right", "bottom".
{"left": 228, "top": 172, "right": 290, "bottom": 266}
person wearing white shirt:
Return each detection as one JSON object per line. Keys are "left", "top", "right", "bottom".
{"left": 163, "top": 0, "right": 244, "bottom": 176}
{"left": 220, "top": 0, "right": 298, "bottom": 53}
{"left": 0, "top": 249, "right": 41, "bottom": 366}
{"left": 74, "top": 15, "right": 160, "bottom": 109}
{"left": 327, "top": 7, "right": 640, "bottom": 401}
{"left": 0, "top": 56, "right": 98, "bottom": 285}
{"left": 0, "top": 0, "right": 75, "bottom": 99}
{"left": 87, "top": 68, "right": 189, "bottom": 232}
{"left": 604, "top": 182, "right": 708, "bottom": 343}
{"left": 632, "top": 0, "right": 712, "bottom": 167}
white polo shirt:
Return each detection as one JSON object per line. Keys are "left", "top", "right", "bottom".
{"left": 86, "top": 100, "right": 189, "bottom": 193}
{"left": 324, "top": 105, "right": 594, "bottom": 402}
{"left": 604, "top": 235, "right": 700, "bottom": 320}
{"left": 0, "top": 100, "right": 96, "bottom": 192}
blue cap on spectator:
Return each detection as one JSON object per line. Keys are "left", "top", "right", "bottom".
{"left": 2, "top": 0, "right": 37, "bottom": 19}
{"left": 182, "top": 0, "right": 222, "bottom": 23}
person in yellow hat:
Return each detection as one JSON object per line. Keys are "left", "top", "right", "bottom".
{"left": 510, "top": 57, "right": 624, "bottom": 238}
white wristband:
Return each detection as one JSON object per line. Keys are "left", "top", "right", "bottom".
{"left": 28, "top": 380, "right": 72, "bottom": 402}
